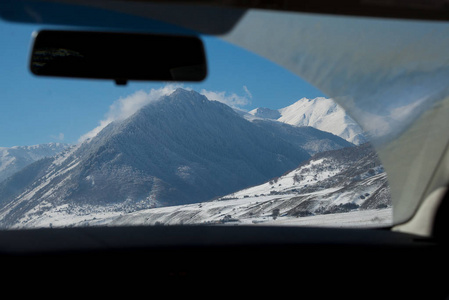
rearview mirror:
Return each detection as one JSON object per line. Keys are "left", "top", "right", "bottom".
{"left": 30, "top": 30, "right": 207, "bottom": 85}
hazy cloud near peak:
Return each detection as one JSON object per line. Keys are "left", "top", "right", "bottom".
{"left": 200, "top": 87, "right": 252, "bottom": 108}
{"left": 243, "top": 85, "right": 252, "bottom": 99}
{"left": 78, "top": 84, "right": 252, "bottom": 143}
{"left": 51, "top": 133, "right": 65, "bottom": 141}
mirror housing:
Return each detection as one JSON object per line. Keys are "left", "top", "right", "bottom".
{"left": 30, "top": 30, "right": 207, "bottom": 85}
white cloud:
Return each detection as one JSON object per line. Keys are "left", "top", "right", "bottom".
{"left": 199, "top": 87, "right": 252, "bottom": 108}
{"left": 243, "top": 85, "right": 253, "bottom": 99}
{"left": 51, "top": 132, "right": 65, "bottom": 141}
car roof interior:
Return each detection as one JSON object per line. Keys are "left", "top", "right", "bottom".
{"left": 0, "top": 0, "right": 448, "bottom": 298}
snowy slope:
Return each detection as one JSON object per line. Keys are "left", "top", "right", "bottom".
{"left": 250, "top": 119, "right": 352, "bottom": 155}
{"left": 249, "top": 97, "right": 367, "bottom": 145}
{"left": 0, "top": 89, "right": 353, "bottom": 229}
{"left": 219, "top": 143, "right": 390, "bottom": 214}
{"left": 98, "top": 143, "right": 390, "bottom": 228}
{"left": 0, "top": 143, "right": 69, "bottom": 183}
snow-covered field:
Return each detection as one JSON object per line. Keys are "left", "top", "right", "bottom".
{"left": 10, "top": 192, "right": 391, "bottom": 229}
{"left": 106, "top": 193, "right": 391, "bottom": 228}
{"left": 269, "top": 208, "right": 391, "bottom": 227}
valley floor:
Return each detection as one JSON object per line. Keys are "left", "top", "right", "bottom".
{"left": 10, "top": 192, "right": 391, "bottom": 229}
{"left": 106, "top": 194, "right": 392, "bottom": 228}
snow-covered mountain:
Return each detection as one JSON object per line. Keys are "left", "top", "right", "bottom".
{"left": 0, "top": 89, "right": 352, "bottom": 228}
{"left": 249, "top": 97, "right": 367, "bottom": 145}
{"left": 0, "top": 143, "right": 69, "bottom": 183}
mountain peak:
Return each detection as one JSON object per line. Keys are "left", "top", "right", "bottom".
{"left": 172, "top": 87, "right": 194, "bottom": 95}
{"left": 170, "top": 88, "right": 204, "bottom": 99}
{"left": 247, "top": 97, "right": 366, "bottom": 145}
{"left": 158, "top": 88, "right": 211, "bottom": 107}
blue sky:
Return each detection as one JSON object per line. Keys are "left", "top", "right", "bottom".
{"left": 0, "top": 19, "right": 324, "bottom": 147}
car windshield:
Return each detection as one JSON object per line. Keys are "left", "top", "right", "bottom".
{"left": 1, "top": 3, "right": 446, "bottom": 230}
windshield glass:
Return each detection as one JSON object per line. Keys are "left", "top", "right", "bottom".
{"left": 0, "top": 16, "right": 393, "bottom": 229}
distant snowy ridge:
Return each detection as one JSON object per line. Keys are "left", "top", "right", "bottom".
{"left": 248, "top": 97, "right": 367, "bottom": 145}
{"left": 0, "top": 143, "right": 70, "bottom": 183}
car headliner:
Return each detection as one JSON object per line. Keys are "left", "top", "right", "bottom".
{"left": 0, "top": 3, "right": 448, "bottom": 298}
{"left": 1, "top": 0, "right": 449, "bottom": 230}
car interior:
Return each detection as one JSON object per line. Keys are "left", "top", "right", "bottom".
{"left": 0, "top": 0, "right": 448, "bottom": 298}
